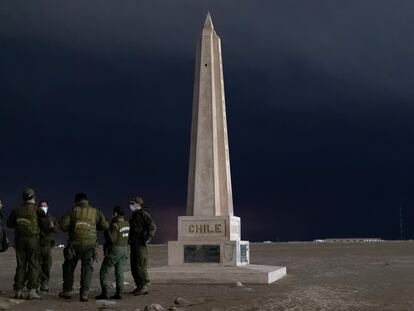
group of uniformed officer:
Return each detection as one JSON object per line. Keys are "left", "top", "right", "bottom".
{"left": 0, "top": 188, "right": 156, "bottom": 302}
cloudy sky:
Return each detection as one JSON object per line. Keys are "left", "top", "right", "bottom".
{"left": 1, "top": 1, "right": 414, "bottom": 242}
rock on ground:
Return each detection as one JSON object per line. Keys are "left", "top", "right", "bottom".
{"left": 143, "top": 304, "right": 166, "bottom": 311}
{"left": 174, "top": 297, "right": 192, "bottom": 306}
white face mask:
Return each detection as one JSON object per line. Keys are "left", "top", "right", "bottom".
{"left": 41, "top": 206, "right": 48, "bottom": 214}
{"left": 129, "top": 204, "right": 135, "bottom": 211}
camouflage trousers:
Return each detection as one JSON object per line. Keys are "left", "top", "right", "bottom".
{"left": 39, "top": 243, "right": 52, "bottom": 286}
{"left": 13, "top": 236, "right": 40, "bottom": 290}
{"left": 130, "top": 245, "right": 149, "bottom": 288}
{"left": 99, "top": 246, "right": 128, "bottom": 292}
{"left": 62, "top": 244, "right": 95, "bottom": 294}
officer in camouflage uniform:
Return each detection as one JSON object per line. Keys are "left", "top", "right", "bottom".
{"left": 7, "top": 188, "right": 41, "bottom": 300}
{"left": 0, "top": 200, "right": 4, "bottom": 249}
{"left": 59, "top": 193, "right": 109, "bottom": 302}
{"left": 95, "top": 206, "right": 130, "bottom": 300}
{"left": 0, "top": 199, "right": 6, "bottom": 252}
{"left": 128, "top": 196, "right": 156, "bottom": 295}
{"left": 37, "top": 200, "right": 58, "bottom": 292}
{"left": 0, "top": 199, "right": 9, "bottom": 295}
{"left": 0, "top": 198, "right": 9, "bottom": 254}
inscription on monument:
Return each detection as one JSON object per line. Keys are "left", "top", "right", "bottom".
{"left": 184, "top": 245, "right": 220, "bottom": 263}
{"left": 188, "top": 223, "right": 222, "bottom": 233}
{"left": 182, "top": 220, "right": 226, "bottom": 237}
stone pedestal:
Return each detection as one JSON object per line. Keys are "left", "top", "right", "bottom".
{"left": 168, "top": 216, "right": 249, "bottom": 266}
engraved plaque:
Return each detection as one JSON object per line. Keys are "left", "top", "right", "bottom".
{"left": 184, "top": 245, "right": 220, "bottom": 263}
{"left": 182, "top": 220, "right": 226, "bottom": 238}
{"left": 240, "top": 244, "right": 248, "bottom": 263}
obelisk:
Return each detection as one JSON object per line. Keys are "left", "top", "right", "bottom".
{"left": 148, "top": 14, "right": 286, "bottom": 283}
{"left": 187, "top": 12, "right": 234, "bottom": 218}
{"left": 167, "top": 13, "right": 248, "bottom": 267}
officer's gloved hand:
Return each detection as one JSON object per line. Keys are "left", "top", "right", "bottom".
{"left": 140, "top": 236, "right": 148, "bottom": 246}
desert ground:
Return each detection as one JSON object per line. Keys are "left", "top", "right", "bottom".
{"left": 0, "top": 242, "right": 413, "bottom": 310}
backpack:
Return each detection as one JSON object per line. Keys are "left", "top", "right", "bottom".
{"left": 15, "top": 204, "right": 40, "bottom": 237}
{"left": 71, "top": 206, "right": 97, "bottom": 240}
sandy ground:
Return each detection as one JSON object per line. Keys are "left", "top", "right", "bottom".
{"left": 0, "top": 242, "right": 413, "bottom": 310}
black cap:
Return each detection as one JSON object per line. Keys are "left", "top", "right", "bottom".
{"left": 74, "top": 192, "right": 88, "bottom": 203}
{"left": 22, "top": 188, "right": 35, "bottom": 201}
{"left": 113, "top": 206, "right": 124, "bottom": 216}
{"left": 129, "top": 196, "right": 144, "bottom": 205}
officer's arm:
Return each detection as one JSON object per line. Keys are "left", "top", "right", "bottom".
{"left": 107, "top": 222, "right": 118, "bottom": 244}
{"left": 145, "top": 212, "right": 157, "bottom": 239}
{"left": 50, "top": 216, "right": 59, "bottom": 233}
{"left": 96, "top": 210, "right": 109, "bottom": 231}
{"left": 59, "top": 212, "right": 71, "bottom": 232}
{"left": 36, "top": 208, "right": 46, "bottom": 229}
{"left": 128, "top": 217, "right": 140, "bottom": 245}
{"left": 6, "top": 209, "right": 16, "bottom": 229}
{"left": 127, "top": 218, "right": 133, "bottom": 244}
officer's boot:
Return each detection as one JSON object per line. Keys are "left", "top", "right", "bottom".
{"left": 40, "top": 281, "right": 49, "bottom": 292}
{"left": 110, "top": 289, "right": 122, "bottom": 300}
{"left": 80, "top": 292, "right": 89, "bottom": 302}
{"left": 14, "top": 290, "right": 23, "bottom": 299}
{"left": 139, "top": 285, "right": 149, "bottom": 295}
{"left": 58, "top": 290, "right": 72, "bottom": 299}
{"left": 129, "top": 287, "right": 141, "bottom": 295}
{"left": 28, "top": 288, "right": 41, "bottom": 300}
{"left": 95, "top": 288, "right": 108, "bottom": 300}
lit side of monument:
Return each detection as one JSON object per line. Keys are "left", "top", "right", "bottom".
{"left": 149, "top": 14, "right": 286, "bottom": 283}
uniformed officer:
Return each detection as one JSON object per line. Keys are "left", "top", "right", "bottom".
{"left": 128, "top": 196, "right": 156, "bottom": 295}
{"left": 37, "top": 200, "right": 58, "bottom": 292}
{"left": 0, "top": 199, "right": 6, "bottom": 250}
{"left": 0, "top": 198, "right": 9, "bottom": 295}
{"left": 7, "top": 188, "right": 41, "bottom": 300}
{"left": 59, "top": 193, "right": 109, "bottom": 302}
{"left": 0, "top": 198, "right": 9, "bottom": 253}
{"left": 96, "top": 206, "right": 130, "bottom": 300}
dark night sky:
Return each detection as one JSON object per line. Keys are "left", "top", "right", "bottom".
{"left": 1, "top": 1, "right": 414, "bottom": 242}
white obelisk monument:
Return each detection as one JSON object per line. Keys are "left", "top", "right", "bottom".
{"left": 149, "top": 14, "right": 286, "bottom": 283}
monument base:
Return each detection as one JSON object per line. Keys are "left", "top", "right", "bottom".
{"left": 147, "top": 264, "right": 286, "bottom": 284}
{"left": 168, "top": 240, "right": 250, "bottom": 266}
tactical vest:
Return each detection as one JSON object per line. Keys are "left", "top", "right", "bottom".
{"left": 113, "top": 219, "right": 130, "bottom": 247}
{"left": 71, "top": 206, "right": 97, "bottom": 241}
{"left": 15, "top": 203, "right": 39, "bottom": 237}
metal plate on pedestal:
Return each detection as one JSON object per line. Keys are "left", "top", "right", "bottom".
{"left": 184, "top": 245, "right": 220, "bottom": 263}
{"left": 240, "top": 244, "right": 248, "bottom": 263}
